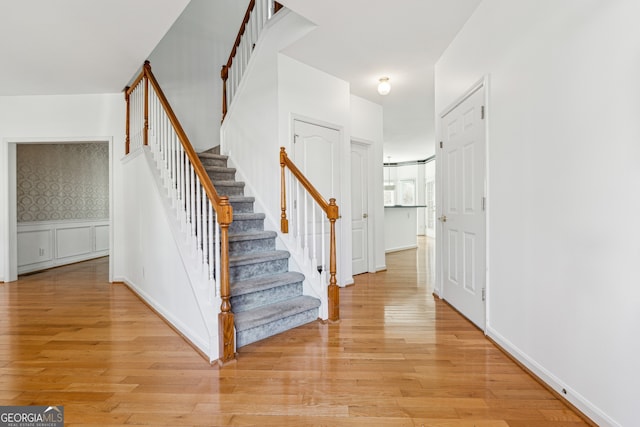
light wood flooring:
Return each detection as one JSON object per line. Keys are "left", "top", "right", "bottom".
{"left": 0, "top": 239, "right": 589, "bottom": 426}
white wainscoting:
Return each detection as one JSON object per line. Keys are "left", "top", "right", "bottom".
{"left": 17, "top": 219, "right": 109, "bottom": 274}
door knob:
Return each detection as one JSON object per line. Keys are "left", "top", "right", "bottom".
{"left": 438, "top": 215, "right": 447, "bottom": 222}
{"left": 362, "top": 213, "right": 368, "bottom": 219}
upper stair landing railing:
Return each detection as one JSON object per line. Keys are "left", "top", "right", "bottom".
{"left": 279, "top": 147, "right": 340, "bottom": 321}
{"left": 221, "top": 0, "right": 283, "bottom": 122}
{"left": 125, "top": 61, "right": 236, "bottom": 365}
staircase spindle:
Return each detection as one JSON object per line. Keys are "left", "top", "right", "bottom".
{"left": 312, "top": 202, "right": 317, "bottom": 273}
{"left": 208, "top": 204, "right": 214, "bottom": 280}
{"left": 196, "top": 175, "right": 203, "bottom": 257}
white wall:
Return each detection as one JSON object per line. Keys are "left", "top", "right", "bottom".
{"left": 435, "top": 1, "right": 640, "bottom": 425}
{"left": 350, "top": 95, "right": 385, "bottom": 271}
{"left": 117, "top": 149, "right": 214, "bottom": 358}
{"left": 145, "top": 0, "right": 250, "bottom": 151}
{"left": 278, "top": 54, "right": 353, "bottom": 285}
{"left": 0, "top": 94, "right": 124, "bottom": 282}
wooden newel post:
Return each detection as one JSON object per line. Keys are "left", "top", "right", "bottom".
{"left": 218, "top": 197, "right": 236, "bottom": 364}
{"left": 327, "top": 198, "right": 340, "bottom": 322}
{"left": 124, "top": 86, "right": 130, "bottom": 155}
{"left": 279, "top": 147, "right": 289, "bottom": 233}
{"left": 143, "top": 61, "right": 151, "bottom": 147}
{"left": 221, "top": 65, "right": 229, "bottom": 122}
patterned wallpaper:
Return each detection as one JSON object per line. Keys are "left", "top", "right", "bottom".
{"left": 17, "top": 143, "right": 109, "bottom": 222}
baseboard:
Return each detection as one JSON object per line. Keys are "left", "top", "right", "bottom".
{"left": 385, "top": 244, "right": 417, "bottom": 253}
{"left": 487, "top": 326, "right": 618, "bottom": 427}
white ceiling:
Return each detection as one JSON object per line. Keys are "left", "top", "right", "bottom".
{"left": 0, "top": 0, "right": 481, "bottom": 162}
{"left": 281, "top": 0, "right": 482, "bottom": 162}
{"left": 0, "top": 0, "right": 190, "bottom": 96}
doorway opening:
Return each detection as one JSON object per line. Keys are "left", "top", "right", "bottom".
{"left": 4, "top": 137, "right": 114, "bottom": 282}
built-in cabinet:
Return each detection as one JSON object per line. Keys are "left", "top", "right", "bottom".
{"left": 17, "top": 220, "right": 109, "bottom": 274}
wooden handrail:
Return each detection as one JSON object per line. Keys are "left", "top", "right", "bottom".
{"left": 221, "top": 0, "right": 255, "bottom": 121}
{"left": 221, "top": 0, "right": 284, "bottom": 122}
{"left": 225, "top": 0, "right": 256, "bottom": 72}
{"left": 279, "top": 147, "right": 340, "bottom": 321}
{"left": 279, "top": 148, "right": 335, "bottom": 215}
{"left": 125, "top": 61, "right": 235, "bottom": 364}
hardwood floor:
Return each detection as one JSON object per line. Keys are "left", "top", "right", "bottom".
{"left": 0, "top": 240, "right": 589, "bottom": 426}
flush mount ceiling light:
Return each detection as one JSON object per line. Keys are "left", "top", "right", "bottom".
{"left": 377, "top": 77, "right": 391, "bottom": 95}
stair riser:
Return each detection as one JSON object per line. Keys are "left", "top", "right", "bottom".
{"left": 236, "top": 308, "right": 318, "bottom": 347}
{"left": 229, "top": 237, "right": 275, "bottom": 255}
{"left": 199, "top": 158, "right": 228, "bottom": 167}
{"left": 230, "top": 201, "right": 254, "bottom": 213}
{"left": 207, "top": 171, "right": 236, "bottom": 181}
{"left": 214, "top": 184, "right": 245, "bottom": 196}
{"left": 230, "top": 258, "right": 288, "bottom": 281}
{"left": 231, "top": 282, "right": 302, "bottom": 313}
{"left": 229, "top": 219, "right": 264, "bottom": 233}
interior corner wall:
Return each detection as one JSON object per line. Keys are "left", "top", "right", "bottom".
{"left": 145, "top": 0, "right": 250, "bottom": 152}
{"left": 435, "top": 1, "right": 640, "bottom": 426}
{"left": 350, "top": 95, "right": 385, "bottom": 271}
{"left": 0, "top": 94, "right": 125, "bottom": 282}
{"left": 278, "top": 54, "right": 353, "bottom": 284}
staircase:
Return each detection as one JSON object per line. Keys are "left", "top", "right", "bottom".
{"left": 198, "top": 148, "right": 321, "bottom": 348}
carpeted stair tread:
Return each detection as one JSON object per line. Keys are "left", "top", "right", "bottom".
{"left": 195, "top": 147, "right": 318, "bottom": 348}
{"left": 204, "top": 165, "right": 236, "bottom": 173}
{"left": 213, "top": 180, "right": 243, "bottom": 186}
{"left": 231, "top": 271, "right": 304, "bottom": 297}
{"left": 229, "top": 249, "right": 290, "bottom": 266}
{"left": 229, "top": 230, "right": 277, "bottom": 242}
{"left": 232, "top": 212, "right": 265, "bottom": 221}
{"left": 234, "top": 296, "right": 320, "bottom": 333}
{"left": 198, "top": 152, "right": 227, "bottom": 160}
{"left": 227, "top": 195, "right": 255, "bottom": 203}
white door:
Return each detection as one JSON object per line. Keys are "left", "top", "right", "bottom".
{"left": 440, "top": 85, "right": 486, "bottom": 329}
{"left": 350, "top": 142, "right": 369, "bottom": 275}
{"left": 292, "top": 120, "right": 340, "bottom": 270}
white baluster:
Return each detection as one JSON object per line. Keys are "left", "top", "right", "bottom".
{"left": 295, "top": 180, "right": 302, "bottom": 250}
{"left": 181, "top": 147, "right": 187, "bottom": 228}
{"left": 190, "top": 165, "right": 196, "bottom": 237}
{"left": 312, "top": 202, "right": 317, "bottom": 275}
{"left": 321, "top": 214, "right": 327, "bottom": 282}
{"left": 196, "top": 176, "right": 203, "bottom": 261}
{"left": 256, "top": 0, "right": 264, "bottom": 35}
{"left": 303, "top": 192, "right": 309, "bottom": 261}
{"left": 215, "top": 221, "right": 221, "bottom": 296}
{"left": 208, "top": 203, "right": 214, "bottom": 280}
{"left": 173, "top": 133, "right": 179, "bottom": 201}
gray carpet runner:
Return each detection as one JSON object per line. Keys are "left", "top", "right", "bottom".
{"left": 198, "top": 148, "right": 320, "bottom": 348}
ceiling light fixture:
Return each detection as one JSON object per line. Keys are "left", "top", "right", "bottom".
{"left": 377, "top": 77, "right": 391, "bottom": 96}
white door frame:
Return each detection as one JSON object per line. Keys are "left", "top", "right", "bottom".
{"left": 435, "top": 76, "right": 490, "bottom": 330}
{"left": 290, "top": 115, "right": 353, "bottom": 286}
{"left": 2, "top": 136, "right": 115, "bottom": 283}
{"left": 351, "top": 138, "right": 376, "bottom": 274}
